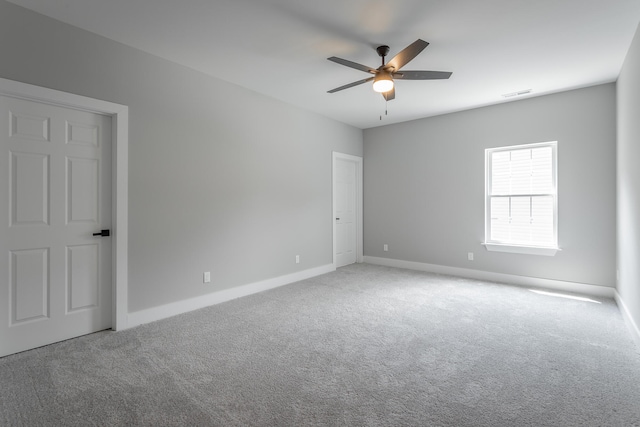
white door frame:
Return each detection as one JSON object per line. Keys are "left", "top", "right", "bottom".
{"left": 332, "top": 152, "right": 363, "bottom": 266}
{"left": 0, "top": 78, "right": 129, "bottom": 331}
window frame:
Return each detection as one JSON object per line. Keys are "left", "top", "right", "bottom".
{"left": 484, "top": 141, "right": 560, "bottom": 256}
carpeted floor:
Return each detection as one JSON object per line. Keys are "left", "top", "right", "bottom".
{"left": 1, "top": 263, "right": 640, "bottom": 426}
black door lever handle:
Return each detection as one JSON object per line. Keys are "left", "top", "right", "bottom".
{"left": 93, "top": 229, "right": 110, "bottom": 237}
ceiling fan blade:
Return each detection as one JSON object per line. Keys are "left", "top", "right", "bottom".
{"left": 386, "top": 39, "right": 430, "bottom": 71}
{"left": 327, "top": 77, "right": 375, "bottom": 93}
{"left": 393, "top": 70, "right": 452, "bottom": 80}
{"left": 327, "top": 57, "right": 377, "bottom": 74}
{"left": 382, "top": 87, "right": 395, "bottom": 101}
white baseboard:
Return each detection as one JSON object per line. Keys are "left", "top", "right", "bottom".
{"left": 614, "top": 291, "right": 640, "bottom": 351}
{"left": 126, "top": 263, "right": 336, "bottom": 329}
{"left": 364, "top": 256, "right": 615, "bottom": 298}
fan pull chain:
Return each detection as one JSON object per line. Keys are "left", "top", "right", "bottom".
{"left": 380, "top": 99, "right": 389, "bottom": 120}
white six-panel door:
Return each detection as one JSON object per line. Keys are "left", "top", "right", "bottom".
{"left": 0, "top": 95, "right": 112, "bottom": 357}
{"left": 334, "top": 157, "right": 357, "bottom": 267}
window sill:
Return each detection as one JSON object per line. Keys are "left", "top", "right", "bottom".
{"left": 483, "top": 243, "right": 560, "bottom": 256}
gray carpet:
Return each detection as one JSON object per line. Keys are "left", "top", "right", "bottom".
{"left": 1, "top": 263, "right": 640, "bottom": 426}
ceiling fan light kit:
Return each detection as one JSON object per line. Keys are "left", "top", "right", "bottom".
{"left": 373, "top": 71, "right": 394, "bottom": 93}
{"left": 327, "top": 39, "right": 452, "bottom": 102}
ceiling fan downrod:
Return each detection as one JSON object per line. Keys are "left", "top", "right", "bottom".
{"left": 376, "top": 45, "right": 390, "bottom": 67}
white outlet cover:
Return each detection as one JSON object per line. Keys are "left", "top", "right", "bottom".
{"left": 204, "top": 272, "right": 211, "bottom": 283}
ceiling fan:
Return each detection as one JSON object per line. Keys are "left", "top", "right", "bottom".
{"left": 327, "top": 39, "right": 452, "bottom": 101}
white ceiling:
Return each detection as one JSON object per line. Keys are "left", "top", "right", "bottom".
{"left": 8, "top": 0, "right": 640, "bottom": 129}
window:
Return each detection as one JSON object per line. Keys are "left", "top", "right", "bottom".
{"left": 484, "top": 142, "right": 559, "bottom": 256}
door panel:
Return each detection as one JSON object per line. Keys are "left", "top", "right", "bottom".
{"left": 10, "top": 248, "right": 49, "bottom": 324}
{"left": 10, "top": 111, "right": 50, "bottom": 142}
{"left": 67, "top": 157, "right": 99, "bottom": 223}
{"left": 67, "top": 244, "right": 100, "bottom": 312}
{"left": 11, "top": 152, "right": 49, "bottom": 226}
{"left": 0, "top": 95, "right": 112, "bottom": 357}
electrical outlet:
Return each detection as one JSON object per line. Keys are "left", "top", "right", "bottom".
{"left": 203, "top": 271, "right": 211, "bottom": 283}
{"left": 467, "top": 252, "right": 474, "bottom": 261}
{"left": 383, "top": 244, "right": 388, "bottom": 252}
{"left": 295, "top": 255, "right": 300, "bottom": 264}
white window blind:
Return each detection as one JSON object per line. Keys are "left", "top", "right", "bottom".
{"left": 486, "top": 142, "right": 557, "bottom": 250}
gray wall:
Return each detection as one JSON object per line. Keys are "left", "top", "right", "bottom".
{"left": 0, "top": 1, "right": 363, "bottom": 313}
{"left": 617, "top": 23, "right": 640, "bottom": 331}
{"left": 364, "top": 84, "right": 616, "bottom": 288}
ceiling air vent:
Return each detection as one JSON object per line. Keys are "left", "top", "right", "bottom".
{"left": 502, "top": 89, "right": 532, "bottom": 98}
